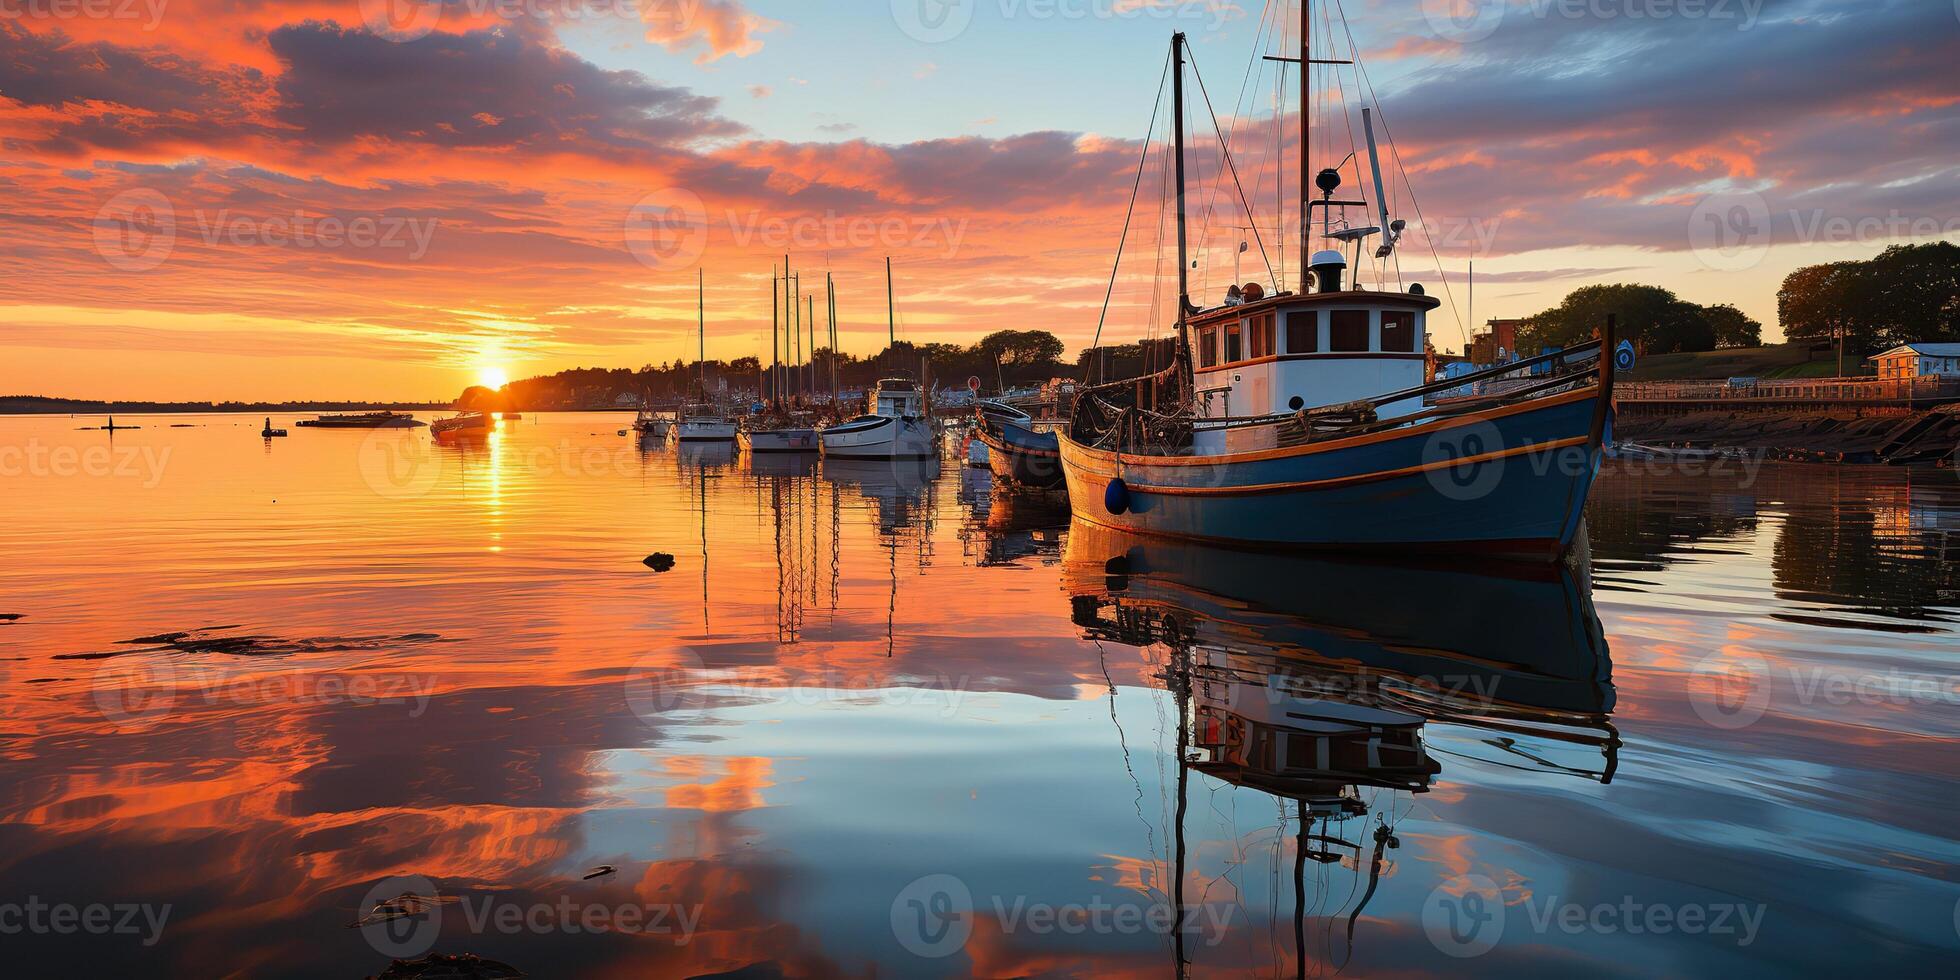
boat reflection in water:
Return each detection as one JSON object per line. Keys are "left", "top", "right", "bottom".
{"left": 1061, "top": 521, "right": 1617, "bottom": 973}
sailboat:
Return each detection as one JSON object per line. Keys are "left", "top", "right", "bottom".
{"left": 741, "top": 263, "right": 819, "bottom": 453}
{"left": 1058, "top": 20, "right": 1614, "bottom": 562}
{"left": 631, "top": 396, "right": 670, "bottom": 440}
{"left": 675, "top": 269, "right": 737, "bottom": 442}
{"left": 818, "top": 258, "right": 938, "bottom": 460}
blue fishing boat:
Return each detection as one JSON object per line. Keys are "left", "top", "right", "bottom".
{"left": 1059, "top": 27, "right": 1614, "bottom": 563}
{"left": 973, "top": 400, "right": 1063, "bottom": 489}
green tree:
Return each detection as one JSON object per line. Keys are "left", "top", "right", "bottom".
{"left": 1520, "top": 284, "right": 1715, "bottom": 354}
{"left": 1702, "top": 304, "right": 1762, "bottom": 349}
{"left": 1778, "top": 243, "right": 1960, "bottom": 349}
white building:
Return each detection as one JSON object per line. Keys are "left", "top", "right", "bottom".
{"left": 1872, "top": 343, "right": 1960, "bottom": 380}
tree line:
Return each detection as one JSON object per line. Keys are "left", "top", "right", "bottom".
{"left": 458, "top": 329, "right": 1074, "bottom": 409}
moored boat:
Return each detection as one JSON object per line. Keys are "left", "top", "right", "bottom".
{"left": 295, "top": 411, "right": 423, "bottom": 429}
{"left": 974, "top": 400, "right": 1063, "bottom": 489}
{"left": 819, "top": 378, "right": 936, "bottom": 459}
{"left": 430, "top": 411, "right": 491, "bottom": 438}
{"left": 674, "top": 404, "right": 737, "bottom": 442}
{"left": 739, "top": 421, "right": 818, "bottom": 453}
{"left": 1058, "top": 27, "right": 1614, "bottom": 562}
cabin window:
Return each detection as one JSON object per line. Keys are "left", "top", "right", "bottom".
{"left": 1198, "top": 327, "right": 1218, "bottom": 368}
{"left": 1286, "top": 311, "right": 1317, "bottom": 353}
{"left": 1380, "top": 311, "right": 1416, "bottom": 352}
{"left": 1224, "top": 322, "right": 1243, "bottom": 363}
{"left": 1330, "top": 310, "right": 1370, "bottom": 352}
{"left": 1245, "top": 312, "right": 1275, "bottom": 359}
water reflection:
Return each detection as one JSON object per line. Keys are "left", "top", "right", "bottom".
{"left": 1590, "top": 463, "right": 1960, "bottom": 624}
{"left": 1061, "top": 522, "right": 1621, "bottom": 975}
{"left": 0, "top": 416, "right": 1953, "bottom": 976}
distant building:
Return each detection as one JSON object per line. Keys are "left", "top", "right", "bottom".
{"left": 1872, "top": 343, "right": 1960, "bottom": 380}
{"left": 1468, "top": 318, "right": 1524, "bottom": 366}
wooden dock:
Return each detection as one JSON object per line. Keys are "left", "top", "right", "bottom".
{"left": 1616, "top": 377, "right": 1960, "bottom": 415}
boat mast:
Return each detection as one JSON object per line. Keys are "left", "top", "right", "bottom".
{"left": 1172, "top": 32, "right": 1193, "bottom": 323}
{"left": 806, "top": 294, "right": 816, "bottom": 397}
{"left": 885, "top": 256, "right": 895, "bottom": 352}
{"left": 697, "top": 267, "right": 705, "bottom": 395}
{"left": 771, "top": 265, "right": 780, "bottom": 407}
{"left": 1299, "top": 1, "right": 1311, "bottom": 291}
{"left": 827, "top": 273, "right": 839, "bottom": 405}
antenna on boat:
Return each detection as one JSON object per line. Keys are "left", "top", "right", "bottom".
{"left": 1362, "top": 107, "right": 1403, "bottom": 263}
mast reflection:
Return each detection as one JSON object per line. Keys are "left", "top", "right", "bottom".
{"left": 1062, "top": 522, "right": 1618, "bottom": 975}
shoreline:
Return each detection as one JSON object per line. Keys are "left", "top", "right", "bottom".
{"left": 1614, "top": 405, "right": 1960, "bottom": 465}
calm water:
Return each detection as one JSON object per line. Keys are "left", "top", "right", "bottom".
{"left": 0, "top": 413, "right": 1954, "bottom": 978}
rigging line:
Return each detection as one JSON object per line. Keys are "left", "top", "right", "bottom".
{"left": 1191, "top": 0, "right": 1282, "bottom": 290}
{"left": 1089, "top": 51, "right": 1174, "bottom": 362}
{"left": 1185, "top": 46, "right": 1278, "bottom": 290}
{"left": 1332, "top": 0, "right": 1468, "bottom": 346}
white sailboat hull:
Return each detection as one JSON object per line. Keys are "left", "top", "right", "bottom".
{"left": 740, "top": 428, "right": 818, "bottom": 453}
{"left": 819, "top": 416, "right": 937, "bottom": 459}
{"left": 675, "top": 419, "right": 737, "bottom": 441}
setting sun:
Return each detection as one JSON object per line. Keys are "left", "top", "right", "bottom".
{"left": 478, "top": 366, "right": 510, "bottom": 390}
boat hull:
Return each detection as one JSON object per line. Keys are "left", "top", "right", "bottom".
{"left": 675, "top": 419, "right": 737, "bottom": 441}
{"left": 978, "top": 421, "right": 1063, "bottom": 489}
{"left": 1057, "top": 388, "right": 1608, "bottom": 561}
{"left": 740, "top": 428, "right": 818, "bottom": 453}
{"left": 819, "top": 415, "right": 937, "bottom": 459}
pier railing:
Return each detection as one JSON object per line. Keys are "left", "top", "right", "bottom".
{"left": 1617, "top": 376, "right": 1960, "bottom": 406}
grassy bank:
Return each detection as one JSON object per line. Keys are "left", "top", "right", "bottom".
{"left": 1623, "top": 342, "right": 1863, "bottom": 381}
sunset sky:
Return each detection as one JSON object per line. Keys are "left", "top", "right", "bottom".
{"left": 2, "top": 0, "right": 1956, "bottom": 401}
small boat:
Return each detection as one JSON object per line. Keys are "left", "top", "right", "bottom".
{"left": 631, "top": 401, "right": 671, "bottom": 440}
{"left": 819, "top": 378, "right": 937, "bottom": 459}
{"left": 739, "top": 418, "right": 818, "bottom": 453}
{"left": 430, "top": 412, "right": 491, "bottom": 437}
{"left": 295, "top": 411, "right": 422, "bottom": 429}
{"left": 974, "top": 400, "right": 1063, "bottom": 489}
{"left": 261, "top": 417, "right": 288, "bottom": 438}
{"left": 675, "top": 403, "right": 737, "bottom": 442}
{"left": 674, "top": 271, "right": 738, "bottom": 442}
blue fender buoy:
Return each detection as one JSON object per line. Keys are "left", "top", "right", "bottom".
{"left": 1104, "top": 477, "right": 1130, "bottom": 515}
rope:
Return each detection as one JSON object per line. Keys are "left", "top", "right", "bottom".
{"left": 1186, "top": 46, "right": 1278, "bottom": 291}
{"left": 1088, "top": 51, "right": 1173, "bottom": 369}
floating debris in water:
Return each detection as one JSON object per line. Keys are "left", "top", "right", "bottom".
{"left": 54, "top": 628, "right": 454, "bottom": 660}
{"left": 581, "top": 865, "right": 616, "bottom": 880}
{"left": 369, "top": 953, "right": 525, "bottom": 979}
{"left": 643, "top": 553, "right": 676, "bottom": 572}
{"left": 0, "top": 613, "right": 22, "bottom": 624}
